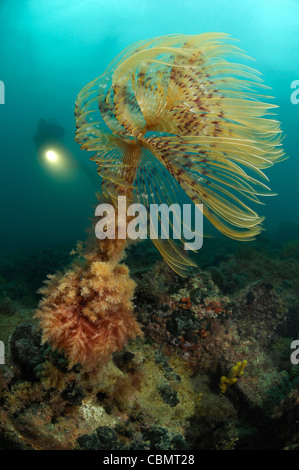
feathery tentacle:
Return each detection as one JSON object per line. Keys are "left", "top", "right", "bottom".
{"left": 75, "top": 33, "right": 286, "bottom": 275}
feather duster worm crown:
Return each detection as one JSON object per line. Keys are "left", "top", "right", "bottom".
{"left": 75, "top": 33, "right": 285, "bottom": 275}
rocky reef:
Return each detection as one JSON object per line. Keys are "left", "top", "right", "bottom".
{"left": 0, "top": 238, "right": 298, "bottom": 450}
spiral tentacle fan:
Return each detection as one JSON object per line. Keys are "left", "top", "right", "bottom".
{"left": 75, "top": 33, "right": 285, "bottom": 275}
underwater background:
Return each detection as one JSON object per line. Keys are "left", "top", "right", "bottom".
{"left": 0, "top": 0, "right": 298, "bottom": 256}
{"left": 0, "top": 0, "right": 299, "bottom": 451}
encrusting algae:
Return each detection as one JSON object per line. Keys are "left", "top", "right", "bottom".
{"left": 35, "top": 33, "right": 285, "bottom": 374}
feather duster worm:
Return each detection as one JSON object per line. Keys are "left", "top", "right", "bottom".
{"left": 75, "top": 33, "right": 285, "bottom": 276}
{"left": 36, "top": 33, "right": 285, "bottom": 374}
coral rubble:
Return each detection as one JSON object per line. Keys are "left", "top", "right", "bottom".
{"left": 0, "top": 239, "right": 298, "bottom": 450}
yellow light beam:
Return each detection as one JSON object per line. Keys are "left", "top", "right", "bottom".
{"left": 45, "top": 150, "right": 59, "bottom": 163}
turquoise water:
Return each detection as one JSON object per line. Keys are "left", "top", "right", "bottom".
{"left": 0, "top": 0, "right": 298, "bottom": 256}
{"left": 0, "top": 1, "right": 299, "bottom": 452}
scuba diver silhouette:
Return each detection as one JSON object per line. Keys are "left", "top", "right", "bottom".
{"left": 34, "top": 118, "right": 98, "bottom": 187}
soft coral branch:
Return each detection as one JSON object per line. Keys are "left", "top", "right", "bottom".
{"left": 35, "top": 253, "right": 142, "bottom": 373}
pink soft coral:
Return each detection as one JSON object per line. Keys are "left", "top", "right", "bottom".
{"left": 35, "top": 257, "right": 141, "bottom": 373}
